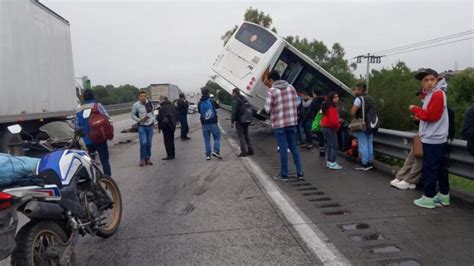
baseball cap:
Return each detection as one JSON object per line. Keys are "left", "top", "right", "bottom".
{"left": 415, "top": 68, "right": 438, "bottom": 81}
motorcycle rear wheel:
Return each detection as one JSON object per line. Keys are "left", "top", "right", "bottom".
{"left": 11, "top": 221, "right": 71, "bottom": 266}
{"left": 96, "top": 176, "right": 122, "bottom": 238}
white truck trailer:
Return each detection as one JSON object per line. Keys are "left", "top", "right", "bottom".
{"left": 0, "top": 0, "right": 78, "bottom": 155}
{"left": 149, "top": 83, "right": 182, "bottom": 106}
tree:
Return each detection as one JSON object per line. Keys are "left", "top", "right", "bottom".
{"left": 221, "top": 7, "right": 277, "bottom": 45}
{"left": 446, "top": 68, "right": 474, "bottom": 139}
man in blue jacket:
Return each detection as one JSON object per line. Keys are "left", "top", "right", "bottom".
{"left": 198, "top": 87, "right": 222, "bottom": 160}
{"left": 75, "top": 89, "right": 112, "bottom": 176}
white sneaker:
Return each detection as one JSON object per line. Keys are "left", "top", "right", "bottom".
{"left": 408, "top": 184, "right": 416, "bottom": 189}
{"left": 393, "top": 180, "right": 412, "bottom": 190}
{"left": 390, "top": 179, "right": 400, "bottom": 187}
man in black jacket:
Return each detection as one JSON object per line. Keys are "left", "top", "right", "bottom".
{"left": 231, "top": 88, "right": 254, "bottom": 157}
{"left": 464, "top": 104, "right": 474, "bottom": 156}
{"left": 177, "top": 93, "right": 191, "bottom": 141}
{"left": 157, "top": 96, "right": 177, "bottom": 160}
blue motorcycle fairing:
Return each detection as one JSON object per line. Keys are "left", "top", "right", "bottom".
{"left": 38, "top": 149, "right": 90, "bottom": 187}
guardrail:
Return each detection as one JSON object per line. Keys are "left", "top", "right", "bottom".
{"left": 374, "top": 128, "right": 474, "bottom": 180}
{"left": 219, "top": 104, "right": 474, "bottom": 180}
{"left": 104, "top": 102, "right": 134, "bottom": 115}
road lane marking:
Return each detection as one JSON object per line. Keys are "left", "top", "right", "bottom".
{"left": 220, "top": 125, "right": 350, "bottom": 265}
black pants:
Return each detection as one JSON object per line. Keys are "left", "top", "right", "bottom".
{"left": 86, "top": 142, "right": 111, "bottom": 176}
{"left": 422, "top": 142, "right": 449, "bottom": 197}
{"left": 162, "top": 127, "right": 175, "bottom": 157}
{"left": 178, "top": 114, "right": 189, "bottom": 139}
{"left": 236, "top": 122, "right": 253, "bottom": 153}
{"left": 316, "top": 131, "right": 325, "bottom": 153}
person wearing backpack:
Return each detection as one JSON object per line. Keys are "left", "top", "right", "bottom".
{"left": 75, "top": 89, "right": 112, "bottom": 175}
{"left": 350, "top": 83, "right": 377, "bottom": 171}
{"left": 157, "top": 96, "right": 177, "bottom": 160}
{"left": 265, "top": 70, "right": 303, "bottom": 181}
{"left": 231, "top": 88, "right": 254, "bottom": 157}
{"left": 198, "top": 87, "right": 222, "bottom": 160}
{"left": 409, "top": 68, "right": 450, "bottom": 209}
{"left": 131, "top": 90, "right": 157, "bottom": 167}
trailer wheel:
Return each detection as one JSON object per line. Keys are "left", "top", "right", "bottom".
{"left": 0, "top": 131, "right": 24, "bottom": 156}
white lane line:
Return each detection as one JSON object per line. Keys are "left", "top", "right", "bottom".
{"left": 219, "top": 125, "right": 350, "bottom": 266}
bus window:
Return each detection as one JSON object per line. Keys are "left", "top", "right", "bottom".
{"left": 235, "top": 23, "right": 277, "bottom": 54}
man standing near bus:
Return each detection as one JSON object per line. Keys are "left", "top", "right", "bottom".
{"left": 265, "top": 70, "right": 304, "bottom": 181}
{"left": 198, "top": 87, "right": 222, "bottom": 161}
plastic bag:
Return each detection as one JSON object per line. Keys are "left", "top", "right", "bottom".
{"left": 0, "top": 153, "right": 40, "bottom": 187}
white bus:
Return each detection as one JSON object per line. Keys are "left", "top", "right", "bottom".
{"left": 210, "top": 22, "right": 353, "bottom": 117}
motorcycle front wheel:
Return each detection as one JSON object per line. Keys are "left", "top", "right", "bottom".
{"left": 96, "top": 176, "right": 122, "bottom": 238}
{"left": 11, "top": 221, "right": 71, "bottom": 266}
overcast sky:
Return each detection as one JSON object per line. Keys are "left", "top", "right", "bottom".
{"left": 42, "top": 0, "right": 473, "bottom": 92}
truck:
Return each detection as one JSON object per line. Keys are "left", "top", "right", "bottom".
{"left": 149, "top": 84, "right": 182, "bottom": 106}
{"left": 0, "top": 0, "right": 78, "bottom": 155}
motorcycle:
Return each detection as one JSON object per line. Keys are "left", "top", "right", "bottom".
{"left": 0, "top": 108, "right": 122, "bottom": 265}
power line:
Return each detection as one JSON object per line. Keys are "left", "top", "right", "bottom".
{"left": 383, "top": 37, "right": 473, "bottom": 56}
{"left": 373, "top": 30, "right": 474, "bottom": 55}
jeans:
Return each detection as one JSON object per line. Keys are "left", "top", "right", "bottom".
{"left": 356, "top": 131, "right": 374, "bottom": 165}
{"left": 236, "top": 122, "right": 253, "bottom": 153}
{"left": 273, "top": 126, "right": 303, "bottom": 177}
{"left": 421, "top": 142, "right": 449, "bottom": 197}
{"left": 162, "top": 127, "right": 175, "bottom": 157}
{"left": 178, "top": 114, "right": 189, "bottom": 139}
{"left": 297, "top": 120, "right": 305, "bottom": 144}
{"left": 202, "top": 123, "right": 220, "bottom": 156}
{"left": 138, "top": 125, "right": 154, "bottom": 161}
{"left": 86, "top": 142, "right": 111, "bottom": 176}
{"left": 303, "top": 119, "right": 313, "bottom": 145}
{"left": 321, "top": 128, "right": 338, "bottom": 163}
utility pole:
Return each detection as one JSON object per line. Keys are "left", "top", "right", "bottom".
{"left": 354, "top": 54, "right": 383, "bottom": 94}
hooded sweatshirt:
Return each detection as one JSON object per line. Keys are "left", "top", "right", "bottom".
{"left": 411, "top": 87, "right": 449, "bottom": 144}
{"left": 264, "top": 80, "right": 298, "bottom": 129}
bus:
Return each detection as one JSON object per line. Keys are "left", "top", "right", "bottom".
{"left": 210, "top": 21, "right": 353, "bottom": 117}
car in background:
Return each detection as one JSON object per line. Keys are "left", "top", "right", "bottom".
{"left": 188, "top": 102, "right": 198, "bottom": 114}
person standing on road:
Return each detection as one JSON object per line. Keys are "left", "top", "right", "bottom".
{"left": 409, "top": 68, "right": 450, "bottom": 209}
{"left": 75, "top": 89, "right": 112, "bottom": 176}
{"left": 312, "top": 89, "right": 326, "bottom": 157}
{"left": 265, "top": 70, "right": 303, "bottom": 181}
{"left": 157, "top": 96, "right": 177, "bottom": 160}
{"left": 351, "top": 83, "right": 375, "bottom": 171}
{"left": 231, "top": 88, "right": 254, "bottom": 157}
{"left": 198, "top": 87, "right": 222, "bottom": 161}
{"left": 321, "top": 92, "right": 343, "bottom": 170}
{"left": 131, "top": 90, "right": 156, "bottom": 167}
{"left": 301, "top": 91, "right": 314, "bottom": 149}
{"left": 177, "top": 93, "right": 191, "bottom": 141}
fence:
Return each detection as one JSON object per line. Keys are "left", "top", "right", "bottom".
{"left": 104, "top": 102, "right": 134, "bottom": 116}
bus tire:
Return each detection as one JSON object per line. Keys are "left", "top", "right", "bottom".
{"left": 0, "top": 131, "right": 24, "bottom": 156}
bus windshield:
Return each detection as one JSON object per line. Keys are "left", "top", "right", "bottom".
{"left": 235, "top": 23, "right": 277, "bottom": 54}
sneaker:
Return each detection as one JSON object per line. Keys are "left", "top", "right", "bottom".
{"left": 206, "top": 156, "right": 211, "bottom": 161}
{"left": 273, "top": 176, "right": 289, "bottom": 182}
{"left": 238, "top": 152, "right": 248, "bottom": 157}
{"left": 247, "top": 149, "right": 255, "bottom": 155}
{"left": 306, "top": 144, "right": 313, "bottom": 149}
{"left": 390, "top": 179, "right": 401, "bottom": 187}
{"left": 434, "top": 192, "right": 450, "bottom": 206}
{"left": 300, "top": 143, "right": 307, "bottom": 148}
{"left": 326, "top": 161, "right": 330, "bottom": 168}
{"left": 413, "top": 195, "right": 436, "bottom": 209}
{"left": 145, "top": 160, "right": 153, "bottom": 165}
{"left": 354, "top": 163, "right": 372, "bottom": 171}
{"left": 139, "top": 161, "right": 145, "bottom": 167}
{"left": 328, "top": 162, "right": 342, "bottom": 170}
{"left": 297, "top": 173, "right": 304, "bottom": 180}
{"left": 393, "top": 180, "right": 413, "bottom": 190}
{"left": 212, "top": 152, "right": 222, "bottom": 160}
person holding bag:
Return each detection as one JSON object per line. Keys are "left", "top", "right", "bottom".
{"left": 321, "top": 92, "right": 342, "bottom": 170}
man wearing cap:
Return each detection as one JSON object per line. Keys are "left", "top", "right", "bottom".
{"left": 409, "top": 68, "right": 450, "bottom": 209}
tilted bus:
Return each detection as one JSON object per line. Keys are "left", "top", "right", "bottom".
{"left": 210, "top": 21, "right": 353, "bottom": 118}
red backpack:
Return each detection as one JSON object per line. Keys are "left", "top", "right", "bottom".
{"left": 88, "top": 103, "right": 114, "bottom": 144}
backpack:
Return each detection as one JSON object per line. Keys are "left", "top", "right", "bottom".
{"left": 447, "top": 106, "right": 455, "bottom": 141}
{"left": 311, "top": 110, "right": 323, "bottom": 133}
{"left": 200, "top": 99, "right": 216, "bottom": 121}
{"left": 88, "top": 103, "right": 114, "bottom": 144}
{"left": 360, "top": 96, "right": 380, "bottom": 134}
{"left": 237, "top": 97, "right": 253, "bottom": 124}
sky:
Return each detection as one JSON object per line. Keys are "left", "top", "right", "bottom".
{"left": 42, "top": 0, "right": 474, "bottom": 92}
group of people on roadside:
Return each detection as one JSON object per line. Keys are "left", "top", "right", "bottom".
{"left": 75, "top": 67, "right": 474, "bottom": 210}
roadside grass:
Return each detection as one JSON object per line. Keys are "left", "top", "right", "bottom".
{"left": 450, "top": 174, "right": 474, "bottom": 193}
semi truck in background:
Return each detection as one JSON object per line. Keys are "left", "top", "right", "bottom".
{"left": 149, "top": 83, "right": 182, "bottom": 106}
{"left": 0, "top": 0, "right": 78, "bottom": 155}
